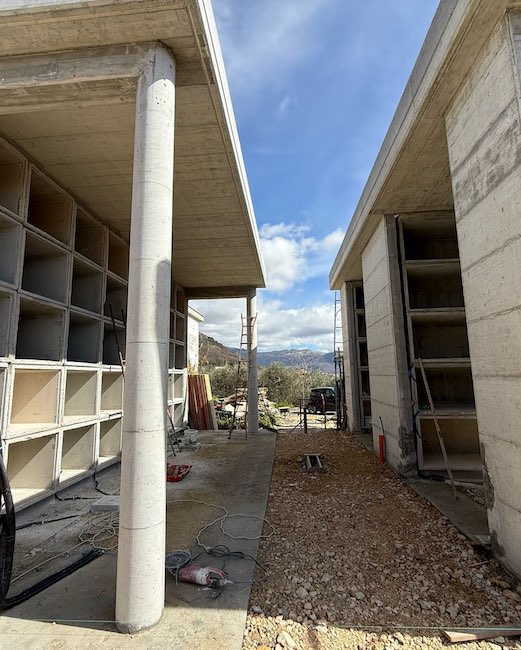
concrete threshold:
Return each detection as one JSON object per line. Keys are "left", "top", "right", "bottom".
{"left": 408, "top": 479, "right": 490, "bottom": 547}
{"left": 0, "top": 430, "right": 277, "bottom": 649}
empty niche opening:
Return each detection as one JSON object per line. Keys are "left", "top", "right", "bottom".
{"left": 412, "top": 319, "right": 470, "bottom": 359}
{"left": 176, "top": 287, "right": 186, "bottom": 315}
{"left": 60, "top": 425, "right": 95, "bottom": 481}
{"left": 361, "top": 369, "right": 370, "bottom": 397}
{"left": 169, "top": 341, "right": 176, "bottom": 369}
{"left": 0, "top": 290, "right": 13, "bottom": 357}
{"left": 75, "top": 209, "right": 106, "bottom": 266}
{"left": 175, "top": 314, "right": 186, "bottom": 342}
{"left": 104, "top": 276, "right": 127, "bottom": 320}
{"left": 408, "top": 269, "right": 464, "bottom": 309}
{"left": 10, "top": 369, "right": 59, "bottom": 429}
{"left": 8, "top": 435, "right": 57, "bottom": 499}
{"left": 71, "top": 258, "right": 103, "bottom": 313}
{"left": 101, "top": 372, "right": 123, "bottom": 413}
{"left": 0, "top": 213, "right": 21, "bottom": 285}
{"left": 64, "top": 371, "right": 97, "bottom": 423}
{"left": 355, "top": 285, "right": 365, "bottom": 310}
{"left": 358, "top": 341, "right": 368, "bottom": 367}
{"left": 174, "top": 344, "right": 186, "bottom": 370}
{"left": 108, "top": 233, "right": 129, "bottom": 279}
{"left": 103, "top": 321, "right": 125, "bottom": 365}
{"left": 22, "top": 233, "right": 69, "bottom": 303}
{"left": 416, "top": 366, "right": 475, "bottom": 412}
{"left": 171, "top": 372, "right": 185, "bottom": 400}
{"left": 402, "top": 217, "right": 459, "bottom": 261}
{"left": 0, "top": 140, "right": 26, "bottom": 216}
{"left": 362, "top": 398, "right": 372, "bottom": 429}
{"left": 28, "top": 170, "right": 72, "bottom": 244}
{"left": 420, "top": 418, "right": 481, "bottom": 471}
{"left": 99, "top": 418, "right": 122, "bottom": 461}
{"left": 16, "top": 299, "right": 65, "bottom": 361}
{"left": 356, "top": 312, "right": 367, "bottom": 338}
{"left": 68, "top": 312, "right": 101, "bottom": 364}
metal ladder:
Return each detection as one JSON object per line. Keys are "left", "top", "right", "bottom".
{"left": 228, "top": 315, "right": 252, "bottom": 439}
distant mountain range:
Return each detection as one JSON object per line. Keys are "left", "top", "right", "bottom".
{"left": 199, "top": 333, "right": 335, "bottom": 373}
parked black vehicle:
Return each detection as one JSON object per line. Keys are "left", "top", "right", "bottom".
{"left": 307, "top": 386, "right": 336, "bottom": 414}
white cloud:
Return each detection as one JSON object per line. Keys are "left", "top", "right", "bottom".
{"left": 213, "top": 0, "right": 327, "bottom": 97}
{"left": 259, "top": 223, "right": 345, "bottom": 293}
{"left": 278, "top": 94, "right": 294, "bottom": 115}
{"left": 192, "top": 296, "right": 335, "bottom": 352}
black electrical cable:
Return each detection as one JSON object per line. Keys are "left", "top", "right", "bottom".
{"left": 0, "top": 453, "right": 16, "bottom": 604}
{"left": 0, "top": 454, "right": 104, "bottom": 610}
{"left": 1, "top": 549, "right": 104, "bottom": 610}
{"left": 16, "top": 514, "right": 83, "bottom": 531}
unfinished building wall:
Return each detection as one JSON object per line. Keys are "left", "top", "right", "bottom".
{"left": 361, "top": 216, "right": 415, "bottom": 474}
{"left": 0, "top": 136, "right": 188, "bottom": 510}
{"left": 446, "top": 15, "right": 521, "bottom": 577}
{"left": 340, "top": 282, "right": 359, "bottom": 431}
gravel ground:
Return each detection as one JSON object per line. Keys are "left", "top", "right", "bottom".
{"left": 242, "top": 429, "right": 521, "bottom": 650}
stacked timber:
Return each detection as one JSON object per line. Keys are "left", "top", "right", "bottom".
{"left": 188, "top": 374, "right": 218, "bottom": 430}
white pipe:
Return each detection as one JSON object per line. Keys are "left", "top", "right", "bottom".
{"left": 116, "top": 44, "right": 176, "bottom": 633}
{"left": 247, "top": 288, "right": 259, "bottom": 433}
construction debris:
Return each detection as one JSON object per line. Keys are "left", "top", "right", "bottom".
{"left": 188, "top": 374, "right": 218, "bottom": 430}
{"left": 442, "top": 628, "right": 521, "bottom": 643}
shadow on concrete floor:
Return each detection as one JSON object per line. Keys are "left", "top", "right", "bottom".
{"left": 0, "top": 430, "right": 276, "bottom": 649}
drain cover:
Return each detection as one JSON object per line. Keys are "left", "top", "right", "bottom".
{"left": 304, "top": 454, "right": 324, "bottom": 471}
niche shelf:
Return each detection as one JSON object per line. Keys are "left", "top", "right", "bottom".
{"left": 103, "top": 321, "right": 125, "bottom": 366}
{"left": 0, "top": 213, "right": 21, "bottom": 287}
{"left": 0, "top": 289, "right": 13, "bottom": 358}
{"left": 16, "top": 298, "right": 65, "bottom": 361}
{"left": 64, "top": 370, "right": 98, "bottom": 425}
{"left": 0, "top": 138, "right": 26, "bottom": 218}
{"left": 101, "top": 371, "right": 123, "bottom": 415}
{"left": 9, "top": 368, "right": 60, "bottom": 436}
{"left": 108, "top": 233, "right": 129, "bottom": 280}
{"left": 22, "top": 233, "right": 69, "bottom": 304}
{"left": 7, "top": 434, "right": 57, "bottom": 505}
{"left": 74, "top": 208, "right": 106, "bottom": 267}
{"left": 67, "top": 312, "right": 101, "bottom": 364}
{"left": 99, "top": 417, "right": 122, "bottom": 466}
{"left": 59, "top": 424, "right": 95, "bottom": 485}
{"left": 398, "top": 213, "right": 479, "bottom": 474}
{"left": 27, "top": 169, "right": 73, "bottom": 245}
{"left": 71, "top": 258, "right": 103, "bottom": 314}
{"left": 104, "top": 275, "right": 127, "bottom": 320}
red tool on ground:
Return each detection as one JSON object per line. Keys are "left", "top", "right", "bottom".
{"left": 166, "top": 463, "right": 192, "bottom": 482}
{"left": 177, "top": 564, "right": 231, "bottom": 588}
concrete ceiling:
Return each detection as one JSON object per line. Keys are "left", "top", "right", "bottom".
{"left": 0, "top": 0, "right": 265, "bottom": 294}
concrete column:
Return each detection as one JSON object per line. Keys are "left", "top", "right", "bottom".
{"left": 247, "top": 289, "right": 259, "bottom": 433}
{"left": 116, "top": 45, "right": 176, "bottom": 633}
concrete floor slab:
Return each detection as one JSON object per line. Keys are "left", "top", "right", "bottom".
{"left": 408, "top": 479, "right": 490, "bottom": 546}
{"left": 0, "top": 430, "right": 276, "bottom": 649}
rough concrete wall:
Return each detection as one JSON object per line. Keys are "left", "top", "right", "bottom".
{"left": 340, "top": 282, "right": 358, "bottom": 430}
{"left": 361, "top": 217, "right": 414, "bottom": 473}
{"left": 446, "top": 15, "right": 521, "bottom": 578}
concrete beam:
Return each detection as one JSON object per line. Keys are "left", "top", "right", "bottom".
{"left": 0, "top": 43, "right": 155, "bottom": 89}
{"left": 185, "top": 286, "right": 252, "bottom": 299}
{"left": 115, "top": 44, "right": 176, "bottom": 633}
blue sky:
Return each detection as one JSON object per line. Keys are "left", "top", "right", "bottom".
{"left": 193, "top": 0, "right": 440, "bottom": 351}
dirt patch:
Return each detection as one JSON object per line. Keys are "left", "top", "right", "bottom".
{"left": 242, "top": 429, "right": 521, "bottom": 650}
